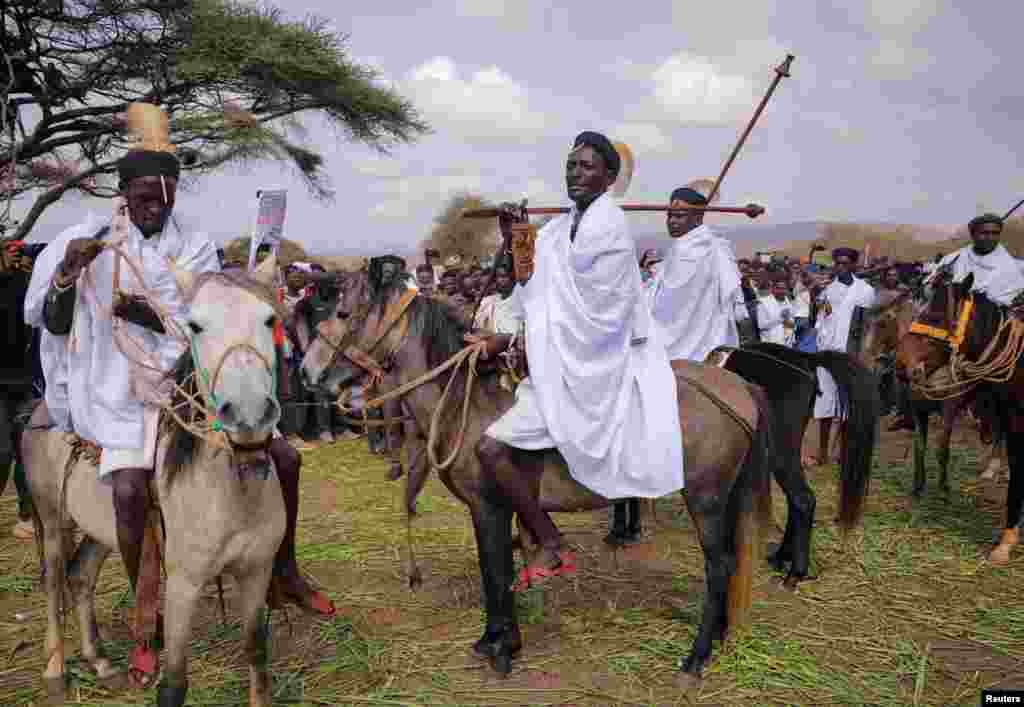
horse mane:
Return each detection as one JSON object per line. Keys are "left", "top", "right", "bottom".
{"left": 961, "top": 288, "right": 1003, "bottom": 361}
{"left": 162, "top": 349, "right": 199, "bottom": 485}
{"left": 408, "top": 294, "right": 470, "bottom": 369}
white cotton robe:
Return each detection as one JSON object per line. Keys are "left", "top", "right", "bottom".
{"left": 647, "top": 225, "right": 743, "bottom": 362}
{"left": 24, "top": 215, "right": 221, "bottom": 475}
{"left": 938, "top": 244, "right": 1024, "bottom": 306}
{"left": 486, "top": 193, "right": 684, "bottom": 499}
{"left": 757, "top": 295, "right": 795, "bottom": 346}
{"left": 473, "top": 292, "right": 523, "bottom": 335}
{"left": 813, "top": 276, "right": 877, "bottom": 419}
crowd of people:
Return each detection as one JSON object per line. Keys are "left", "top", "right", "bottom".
{"left": 4, "top": 114, "right": 1024, "bottom": 689}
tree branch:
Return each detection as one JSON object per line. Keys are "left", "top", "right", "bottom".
{"left": 10, "top": 161, "right": 118, "bottom": 241}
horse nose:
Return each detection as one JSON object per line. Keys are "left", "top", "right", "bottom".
{"left": 216, "top": 396, "right": 280, "bottom": 432}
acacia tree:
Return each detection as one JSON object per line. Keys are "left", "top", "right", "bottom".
{"left": 0, "top": 0, "right": 428, "bottom": 240}
{"left": 423, "top": 193, "right": 500, "bottom": 265}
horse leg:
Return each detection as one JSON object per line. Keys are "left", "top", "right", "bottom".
{"left": 767, "top": 459, "right": 816, "bottom": 588}
{"left": 911, "top": 403, "right": 930, "bottom": 497}
{"left": 936, "top": 400, "right": 957, "bottom": 496}
{"left": 990, "top": 415, "right": 1023, "bottom": 565}
{"left": 470, "top": 500, "right": 520, "bottom": 675}
{"left": 66, "top": 536, "right": 119, "bottom": 681}
{"left": 39, "top": 501, "right": 67, "bottom": 701}
{"left": 679, "top": 492, "right": 730, "bottom": 677}
{"left": 156, "top": 574, "right": 202, "bottom": 707}
{"left": 238, "top": 566, "right": 274, "bottom": 707}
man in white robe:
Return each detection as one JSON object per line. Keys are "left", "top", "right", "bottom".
{"left": 757, "top": 275, "right": 796, "bottom": 346}
{"left": 25, "top": 113, "right": 336, "bottom": 673}
{"left": 934, "top": 213, "right": 1024, "bottom": 306}
{"left": 809, "top": 247, "right": 877, "bottom": 465}
{"left": 475, "top": 131, "right": 683, "bottom": 582}
{"left": 473, "top": 261, "right": 522, "bottom": 334}
{"left": 648, "top": 182, "right": 744, "bottom": 362}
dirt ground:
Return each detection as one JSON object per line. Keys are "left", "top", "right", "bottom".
{"left": 0, "top": 417, "right": 1021, "bottom": 706}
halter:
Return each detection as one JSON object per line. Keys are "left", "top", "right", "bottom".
{"left": 188, "top": 331, "right": 278, "bottom": 438}
{"left": 318, "top": 287, "right": 418, "bottom": 387}
{"left": 908, "top": 294, "right": 974, "bottom": 352}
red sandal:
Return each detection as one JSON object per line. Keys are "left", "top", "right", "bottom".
{"left": 127, "top": 644, "right": 158, "bottom": 688}
{"left": 511, "top": 551, "right": 577, "bottom": 592}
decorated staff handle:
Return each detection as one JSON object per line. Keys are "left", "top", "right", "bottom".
{"left": 470, "top": 199, "right": 528, "bottom": 324}
{"left": 463, "top": 202, "right": 766, "bottom": 219}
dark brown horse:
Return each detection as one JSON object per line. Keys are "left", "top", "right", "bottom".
{"left": 706, "top": 342, "right": 879, "bottom": 588}
{"left": 895, "top": 269, "right": 1023, "bottom": 564}
{"left": 857, "top": 290, "right": 1001, "bottom": 496}
{"left": 301, "top": 272, "right": 775, "bottom": 681}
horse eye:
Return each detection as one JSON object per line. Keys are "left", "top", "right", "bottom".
{"left": 187, "top": 321, "right": 203, "bottom": 335}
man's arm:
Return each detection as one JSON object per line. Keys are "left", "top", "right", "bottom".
{"left": 113, "top": 294, "right": 165, "bottom": 333}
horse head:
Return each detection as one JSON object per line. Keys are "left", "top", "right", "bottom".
{"left": 858, "top": 290, "right": 915, "bottom": 370}
{"left": 895, "top": 269, "right": 974, "bottom": 388}
{"left": 170, "top": 254, "right": 283, "bottom": 447}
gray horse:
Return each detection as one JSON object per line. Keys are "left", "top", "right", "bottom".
{"left": 22, "top": 256, "right": 286, "bottom": 707}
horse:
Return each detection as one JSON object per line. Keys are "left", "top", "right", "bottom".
{"left": 22, "top": 256, "right": 287, "bottom": 707}
{"left": 705, "top": 342, "right": 880, "bottom": 588}
{"left": 300, "top": 271, "right": 775, "bottom": 682}
{"left": 895, "top": 269, "right": 1023, "bottom": 564}
{"left": 861, "top": 288, "right": 1006, "bottom": 496}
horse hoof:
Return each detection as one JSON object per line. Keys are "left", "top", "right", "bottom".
{"left": 44, "top": 676, "right": 66, "bottom": 705}
{"left": 673, "top": 669, "right": 702, "bottom": 692}
{"left": 490, "top": 651, "right": 513, "bottom": 676}
{"left": 157, "top": 680, "right": 189, "bottom": 707}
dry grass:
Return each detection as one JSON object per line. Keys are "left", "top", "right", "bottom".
{"left": 0, "top": 420, "right": 1021, "bottom": 706}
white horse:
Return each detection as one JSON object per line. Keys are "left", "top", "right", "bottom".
{"left": 22, "top": 256, "right": 286, "bottom": 707}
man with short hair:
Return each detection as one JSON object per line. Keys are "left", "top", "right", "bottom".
{"left": 415, "top": 263, "right": 435, "bottom": 296}
{"left": 808, "top": 247, "right": 877, "bottom": 465}
{"left": 475, "top": 131, "right": 683, "bottom": 585}
{"left": 757, "top": 273, "right": 796, "bottom": 346}
{"left": 935, "top": 214, "right": 1024, "bottom": 305}
{"left": 473, "top": 261, "right": 520, "bottom": 334}
{"left": 647, "top": 181, "right": 746, "bottom": 363}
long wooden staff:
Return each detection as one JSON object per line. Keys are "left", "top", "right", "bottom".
{"left": 707, "top": 54, "right": 795, "bottom": 205}
{"left": 1003, "top": 197, "right": 1024, "bottom": 220}
{"left": 463, "top": 203, "right": 765, "bottom": 219}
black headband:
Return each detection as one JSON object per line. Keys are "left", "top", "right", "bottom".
{"left": 670, "top": 187, "right": 709, "bottom": 206}
{"left": 118, "top": 150, "right": 180, "bottom": 185}
{"left": 571, "top": 131, "right": 620, "bottom": 176}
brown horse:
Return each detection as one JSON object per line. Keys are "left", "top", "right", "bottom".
{"left": 895, "top": 270, "right": 1022, "bottom": 564}
{"left": 860, "top": 290, "right": 1005, "bottom": 495}
{"left": 301, "top": 272, "right": 775, "bottom": 681}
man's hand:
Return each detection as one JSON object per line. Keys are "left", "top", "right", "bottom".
{"left": 464, "top": 333, "right": 511, "bottom": 360}
{"left": 62, "top": 238, "right": 104, "bottom": 279}
{"left": 113, "top": 292, "right": 166, "bottom": 333}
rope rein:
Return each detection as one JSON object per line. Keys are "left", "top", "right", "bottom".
{"left": 910, "top": 293, "right": 1024, "bottom": 400}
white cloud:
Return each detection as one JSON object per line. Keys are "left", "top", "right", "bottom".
{"left": 864, "top": 0, "right": 939, "bottom": 32}
{"left": 401, "top": 56, "right": 547, "bottom": 140}
{"left": 347, "top": 155, "right": 404, "bottom": 179}
{"left": 649, "top": 53, "right": 759, "bottom": 125}
{"left": 369, "top": 173, "right": 488, "bottom": 222}
{"left": 868, "top": 40, "right": 934, "bottom": 80}
{"left": 611, "top": 123, "right": 672, "bottom": 154}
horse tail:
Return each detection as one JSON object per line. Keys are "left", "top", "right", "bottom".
{"left": 726, "top": 384, "right": 773, "bottom": 632}
{"left": 810, "top": 350, "right": 880, "bottom": 532}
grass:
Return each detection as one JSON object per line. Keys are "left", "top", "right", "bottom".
{"left": 0, "top": 420, "right": 1021, "bottom": 706}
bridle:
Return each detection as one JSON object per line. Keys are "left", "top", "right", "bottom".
{"left": 908, "top": 274, "right": 975, "bottom": 354}
{"left": 315, "top": 286, "right": 418, "bottom": 389}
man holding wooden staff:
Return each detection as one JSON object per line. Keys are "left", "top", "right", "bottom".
{"left": 472, "top": 131, "right": 684, "bottom": 587}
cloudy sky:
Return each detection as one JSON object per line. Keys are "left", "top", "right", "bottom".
{"left": 16, "top": 0, "right": 1024, "bottom": 254}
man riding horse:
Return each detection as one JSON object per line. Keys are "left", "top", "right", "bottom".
{"left": 603, "top": 180, "right": 748, "bottom": 546}
{"left": 24, "top": 102, "right": 334, "bottom": 682}
{"left": 473, "top": 131, "right": 684, "bottom": 585}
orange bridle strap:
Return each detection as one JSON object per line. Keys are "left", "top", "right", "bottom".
{"left": 908, "top": 295, "right": 975, "bottom": 351}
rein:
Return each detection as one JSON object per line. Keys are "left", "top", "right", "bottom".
{"left": 909, "top": 292, "right": 1024, "bottom": 399}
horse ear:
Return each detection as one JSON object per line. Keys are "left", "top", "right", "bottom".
{"left": 167, "top": 257, "right": 194, "bottom": 295}
{"left": 252, "top": 252, "right": 277, "bottom": 287}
